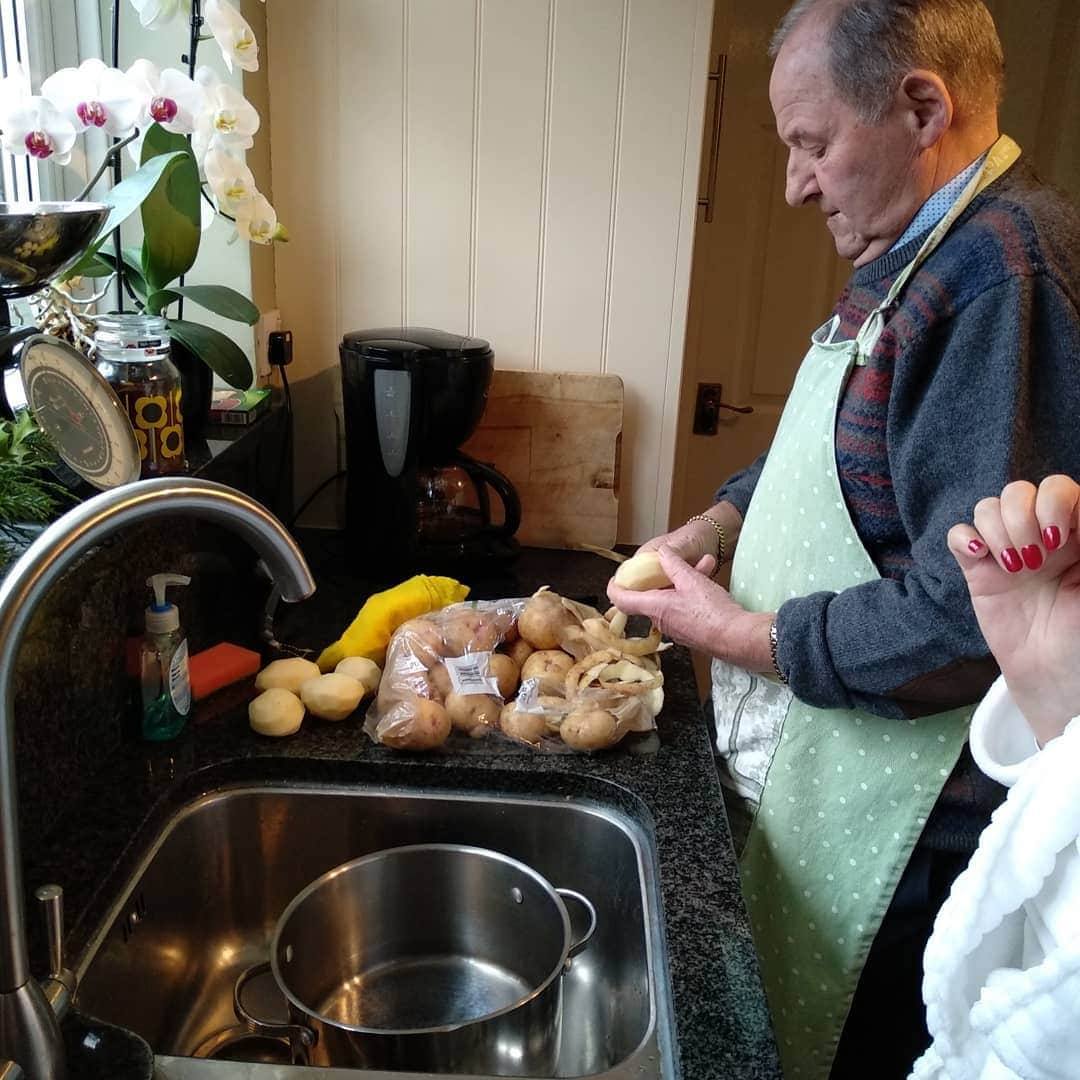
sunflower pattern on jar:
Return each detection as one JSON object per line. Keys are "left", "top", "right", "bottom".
{"left": 128, "top": 386, "right": 185, "bottom": 475}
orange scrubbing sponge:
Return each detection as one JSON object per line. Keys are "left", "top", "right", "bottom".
{"left": 189, "top": 643, "right": 261, "bottom": 701}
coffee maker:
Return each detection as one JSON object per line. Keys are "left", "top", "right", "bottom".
{"left": 340, "top": 327, "right": 521, "bottom": 571}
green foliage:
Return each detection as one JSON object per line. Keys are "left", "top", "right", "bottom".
{"left": 63, "top": 151, "right": 187, "bottom": 280}
{"left": 0, "top": 412, "right": 72, "bottom": 570}
{"left": 145, "top": 284, "right": 259, "bottom": 324}
{"left": 168, "top": 319, "right": 253, "bottom": 390}
{"left": 139, "top": 124, "right": 202, "bottom": 292}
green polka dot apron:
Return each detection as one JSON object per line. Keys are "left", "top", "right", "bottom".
{"left": 712, "top": 135, "right": 1021, "bottom": 1079}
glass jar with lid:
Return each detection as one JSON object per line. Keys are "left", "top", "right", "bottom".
{"left": 94, "top": 314, "right": 186, "bottom": 477}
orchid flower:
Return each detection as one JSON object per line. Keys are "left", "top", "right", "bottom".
{"left": 204, "top": 0, "right": 260, "bottom": 74}
{"left": 128, "top": 0, "right": 192, "bottom": 31}
{"left": 191, "top": 68, "right": 259, "bottom": 162}
{"left": 41, "top": 59, "right": 140, "bottom": 138}
{"left": 203, "top": 147, "right": 257, "bottom": 216}
{"left": 0, "top": 97, "right": 77, "bottom": 164}
{"left": 127, "top": 61, "right": 204, "bottom": 134}
{"left": 235, "top": 192, "right": 288, "bottom": 245}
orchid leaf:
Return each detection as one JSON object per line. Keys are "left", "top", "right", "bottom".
{"left": 168, "top": 318, "right": 252, "bottom": 390}
{"left": 146, "top": 285, "right": 259, "bottom": 325}
{"left": 62, "top": 151, "right": 185, "bottom": 280}
{"left": 79, "top": 249, "right": 149, "bottom": 299}
{"left": 139, "top": 123, "right": 201, "bottom": 292}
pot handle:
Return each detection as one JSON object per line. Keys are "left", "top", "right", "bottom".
{"left": 233, "top": 960, "right": 318, "bottom": 1065}
{"left": 556, "top": 888, "right": 598, "bottom": 959}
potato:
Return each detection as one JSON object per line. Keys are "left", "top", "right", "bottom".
{"left": 428, "top": 662, "right": 454, "bottom": 701}
{"left": 249, "top": 688, "right": 305, "bottom": 737}
{"left": 299, "top": 673, "right": 366, "bottom": 721}
{"left": 502, "top": 637, "right": 534, "bottom": 668}
{"left": 518, "top": 592, "right": 577, "bottom": 650}
{"left": 379, "top": 694, "right": 451, "bottom": 750}
{"left": 560, "top": 708, "right": 622, "bottom": 751}
{"left": 441, "top": 609, "right": 513, "bottom": 656}
{"left": 487, "top": 653, "right": 520, "bottom": 699}
{"left": 500, "top": 702, "right": 548, "bottom": 745}
{"left": 333, "top": 656, "right": 382, "bottom": 694}
{"left": 399, "top": 618, "right": 446, "bottom": 668}
{"left": 254, "top": 657, "right": 321, "bottom": 694}
{"left": 521, "top": 649, "right": 574, "bottom": 695}
{"left": 377, "top": 669, "right": 434, "bottom": 714}
{"left": 613, "top": 551, "right": 671, "bottom": 591}
{"left": 445, "top": 692, "right": 501, "bottom": 734}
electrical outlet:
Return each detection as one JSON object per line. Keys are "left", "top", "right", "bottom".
{"left": 254, "top": 309, "right": 282, "bottom": 382}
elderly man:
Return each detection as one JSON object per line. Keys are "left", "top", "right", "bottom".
{"left": 608, "top": 1, "right": 1080, "bottom": 1077}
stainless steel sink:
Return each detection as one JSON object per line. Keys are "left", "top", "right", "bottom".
{"left": 74, "top": 784, "right": 677, "bottom": 1079}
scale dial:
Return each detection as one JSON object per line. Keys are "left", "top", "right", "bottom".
{"left": 20, "top": 335, "right": 141, "bottom": 489}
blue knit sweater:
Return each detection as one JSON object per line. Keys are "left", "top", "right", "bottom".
{"left": 716, "top": 161, "right": 1080, "bottom": 847}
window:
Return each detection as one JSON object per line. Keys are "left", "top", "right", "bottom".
{"left": 0, "top": 0, "right": 39, "bottom": 201}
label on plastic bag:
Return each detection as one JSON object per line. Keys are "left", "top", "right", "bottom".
{"left": 515, "top": 678, "right": 542, "bottom": 712}
{"left": 444, "top": 652, "right": 501, "bottom": 697}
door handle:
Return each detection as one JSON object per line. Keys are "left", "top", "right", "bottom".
{"left": 697, "top": 54, "right": 728, "bottom": 224}
{"left": 693, "top": 383, "right": 754, "bottom": 435}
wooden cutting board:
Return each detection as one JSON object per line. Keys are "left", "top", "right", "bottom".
{"left": 462, "top": 370, "right": 622, "bottom": 549}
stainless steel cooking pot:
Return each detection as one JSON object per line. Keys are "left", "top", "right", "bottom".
{"left": 233, "top": 843, "right": 597, "bottom": 1075}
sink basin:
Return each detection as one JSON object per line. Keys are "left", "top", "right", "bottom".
{"left": 74, "top": 782, "right": 676, "bottom": 1079}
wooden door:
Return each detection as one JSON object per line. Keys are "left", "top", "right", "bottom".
{"left": 671, "top": 0, "right": 848, "bottom": 531}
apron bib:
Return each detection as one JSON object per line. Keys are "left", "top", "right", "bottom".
{"left": 711, "top": 136, "right": 1021, "bottom": 1079}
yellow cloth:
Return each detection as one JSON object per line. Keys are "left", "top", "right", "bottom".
{"left": 317, "top": 574, "right": 469, "bottom": 671}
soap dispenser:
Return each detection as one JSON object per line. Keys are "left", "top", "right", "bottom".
{"left": 140, "top": 573, "right": 192, "bottom": 740}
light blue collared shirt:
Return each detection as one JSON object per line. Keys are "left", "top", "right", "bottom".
{"left": 889, "top": 151, "right": 990, "bottom": 252}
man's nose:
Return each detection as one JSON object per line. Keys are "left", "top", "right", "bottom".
{"left": 785, "top": 153, "right": 820, "bottom": 207}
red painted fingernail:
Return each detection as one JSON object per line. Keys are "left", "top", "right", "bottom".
{"left": 1021, "top": 545, "right": 1044, "bottom": 570}
{"left": 967, "top": 539, "right": 985, "bottom": 554}
{"left": 1044, "top": 525, "right": 1061, "bottom": 551}
{"left": 1001, "top": 548, "right": 1023, "bottom": 573}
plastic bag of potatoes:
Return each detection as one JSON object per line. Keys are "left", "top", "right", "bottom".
{"left": 365, "top": 588, "right": 666, "bottom": 753}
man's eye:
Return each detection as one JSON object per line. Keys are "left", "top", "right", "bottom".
{"left": 810, "top": 146, "right": 826, "bottom": 159}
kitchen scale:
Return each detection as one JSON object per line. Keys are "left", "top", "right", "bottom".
{"left": 0, "top": 202, "right": 141, "bottom": 490}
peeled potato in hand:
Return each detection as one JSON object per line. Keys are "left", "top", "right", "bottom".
{"left": 300, "top": 673, "right": 366, "bottom": 721}
{"left": 249, "top": 688, "right": 305, "bottom": 737}
{"left": 612, "top": 551, "right": 671, "bottom": 591}
{"left": 255, "top": 657, "right": 322, "bottom": 694}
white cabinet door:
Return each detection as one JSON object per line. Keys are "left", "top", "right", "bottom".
{"left": 265, "top": 0, "right": 713, "bottom": 539}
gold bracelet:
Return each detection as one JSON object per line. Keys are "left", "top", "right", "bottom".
{"left": 685, "top": 513, "right": 726, "bottom": 564}
{"left": 769, "top": 620, "right": 788, "bottom": 685}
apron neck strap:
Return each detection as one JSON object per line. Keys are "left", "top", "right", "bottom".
{"left": 878, "top": 134, "right": 1021, "bottom": 310}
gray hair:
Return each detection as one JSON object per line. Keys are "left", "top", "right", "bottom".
{"left": 770, "top": 0, "right": 1004, "bottom": 123}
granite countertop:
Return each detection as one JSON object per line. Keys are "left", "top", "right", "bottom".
{"left": 29, "top": 533, "right": 780, "bottom": 1080}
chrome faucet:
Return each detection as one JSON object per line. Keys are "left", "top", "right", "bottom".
{"left": 0, "top": 478, "right": 316, "bottom": 1079}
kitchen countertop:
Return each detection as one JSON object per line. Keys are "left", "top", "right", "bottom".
{"left": 28, "top": 532, "right": 781, "bottom": 1080}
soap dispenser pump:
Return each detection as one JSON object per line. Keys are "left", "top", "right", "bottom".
{"left": 140, "top": 572, "right": 192, "bottom": 740}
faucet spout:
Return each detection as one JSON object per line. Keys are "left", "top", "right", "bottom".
{"left": 0, "top": 478, "right": 315, "bottom": 1078}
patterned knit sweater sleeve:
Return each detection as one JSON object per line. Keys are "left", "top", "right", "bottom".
{"left": 773, "top": 164, "right": 1080, "bottom": 720}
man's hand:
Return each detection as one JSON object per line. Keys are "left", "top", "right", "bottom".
{"left": 635, "top": 501, "right": 743, "bottom": 567}
{"left": 607, "top": 545, "right": 774, "bottom": 672}
{"left": 947, "top": 476, "right": 1080, "bottom": 745}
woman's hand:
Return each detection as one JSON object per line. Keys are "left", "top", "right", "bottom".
{"left": 948, "top": 476, "right": 1080, "bottom": 745}
{"left": 607, "top": 545, "right": 773, "bottom": 672}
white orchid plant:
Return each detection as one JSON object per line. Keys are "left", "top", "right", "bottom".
{"left": 0, "top": 0, "right": 283, "bottom": 389}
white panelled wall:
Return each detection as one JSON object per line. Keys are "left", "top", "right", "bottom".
{"left": 265, "top": 0, "right": 712, "bottom": 541}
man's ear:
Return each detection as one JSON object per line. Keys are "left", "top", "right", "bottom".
{"left": 898, "top": 70, "right": 953, "bottom": 147}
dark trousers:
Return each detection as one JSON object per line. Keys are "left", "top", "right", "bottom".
{"left": 829, "top": 844, "right": 970, "bottom": 1079}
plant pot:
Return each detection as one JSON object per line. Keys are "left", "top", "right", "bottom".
{"left": 171, "top": 339, "right": 213, "bottom": 438}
